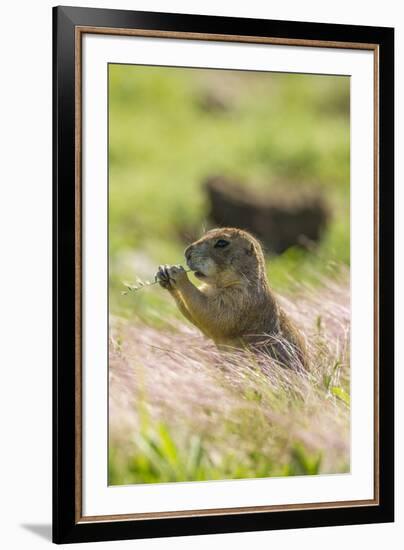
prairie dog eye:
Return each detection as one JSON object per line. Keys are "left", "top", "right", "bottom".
{"left": 214, "top": 239, "right": 230, "bottom": 249}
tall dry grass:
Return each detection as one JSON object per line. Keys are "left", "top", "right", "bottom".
{"left": 109, "top": 275, "right": 350, "bottom": 485}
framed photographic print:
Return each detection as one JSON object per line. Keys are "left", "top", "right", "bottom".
{"left": 53, "top": 5, "right": 394, "bottom": 544}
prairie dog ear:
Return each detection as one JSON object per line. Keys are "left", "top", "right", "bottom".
{"left": 246, "top": 242, "right": 255, "bottom": 256}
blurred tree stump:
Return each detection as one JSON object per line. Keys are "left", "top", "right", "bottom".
{"left": 204, "top": 176, "right": 330, "bottom": 254}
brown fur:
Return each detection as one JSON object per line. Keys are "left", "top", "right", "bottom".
{"left": 156, "top": 228, "right": 307, "bottom": 369}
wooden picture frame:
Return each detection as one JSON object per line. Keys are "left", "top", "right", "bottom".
{"left": 53, "top": 5, "right": 394, "bottom": 544}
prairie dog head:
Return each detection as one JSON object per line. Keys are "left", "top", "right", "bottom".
{"left": 184, "top": 228, "right": 267, "bottom": 286}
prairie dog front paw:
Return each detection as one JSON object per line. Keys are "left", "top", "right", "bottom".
{"left": 155, "top": 265, "right": 188, "bottom": 290}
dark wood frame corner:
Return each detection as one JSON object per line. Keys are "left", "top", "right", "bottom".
{"left": 53, "top": 5, "right": 394, "bottom": 544}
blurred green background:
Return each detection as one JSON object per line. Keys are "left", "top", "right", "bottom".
{"left": 109, "top": 64, "right": 350, "bottom": 320}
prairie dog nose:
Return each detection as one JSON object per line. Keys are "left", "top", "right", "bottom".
{"left": 184, "top": 245, "right": 194, "bottom": 261}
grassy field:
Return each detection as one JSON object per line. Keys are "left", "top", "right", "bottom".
{"left": 109, "top": 276, "right": 350, "bottom": 484}
{"left": 108, "top": 65, "right": 350, "bottom": 484}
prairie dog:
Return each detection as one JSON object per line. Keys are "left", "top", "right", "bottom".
{"left": 156, "top": 228, "right": 307, "bottom": 368}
